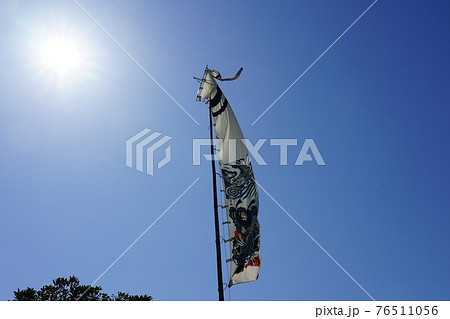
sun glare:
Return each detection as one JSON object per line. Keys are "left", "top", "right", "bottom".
{"left": 38, "top": 37, "right": 82, "bottom": 74}
{"left": 28, "top": 22, "right": 97, "bottom": 90}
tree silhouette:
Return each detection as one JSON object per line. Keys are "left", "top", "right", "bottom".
{"left": 13, "top": 276, "right": 152, "bottom": 301}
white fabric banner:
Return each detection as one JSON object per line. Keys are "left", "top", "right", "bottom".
{"left": 199, "top": 70, "right": 261, "bottom": 286}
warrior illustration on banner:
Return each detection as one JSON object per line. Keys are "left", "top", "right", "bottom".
{"left": 221, "top": 156, "right": 260, "bottom": 275}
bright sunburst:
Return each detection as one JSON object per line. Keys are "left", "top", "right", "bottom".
{"left": 38, "top": 37, "right": 82, "bottom": 75}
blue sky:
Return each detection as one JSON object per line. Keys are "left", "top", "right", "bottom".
{"left": 0, "top": 0, "right": 449, "bottom": 301}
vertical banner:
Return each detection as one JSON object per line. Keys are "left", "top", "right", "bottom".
{"left": 199, "top": 70, "right": 261, "bottom": 286}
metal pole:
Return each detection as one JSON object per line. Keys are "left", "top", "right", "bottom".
{"left": 209, "top": 109, "right": 225, "bottom": 301}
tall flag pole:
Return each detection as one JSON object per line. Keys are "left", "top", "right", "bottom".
{"left": 209, "top": 106, "right": 225, "bottom": 301}
{"left": 196, "top": 66, "right": 261, "bottom": 292}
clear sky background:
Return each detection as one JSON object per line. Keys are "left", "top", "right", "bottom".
{"left": 0, "top": 0, "right": 449, "bottom": 301}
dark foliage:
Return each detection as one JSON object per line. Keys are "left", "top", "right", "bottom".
{"left": 13, "top": 276, "right": 152, "bottom": 301}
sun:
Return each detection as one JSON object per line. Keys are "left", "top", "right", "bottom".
{"left": 29, "top": 22, "right": 97, "bottom": 89}
{"left": 38, "top": 37, "right": 82, "bottom": 74}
